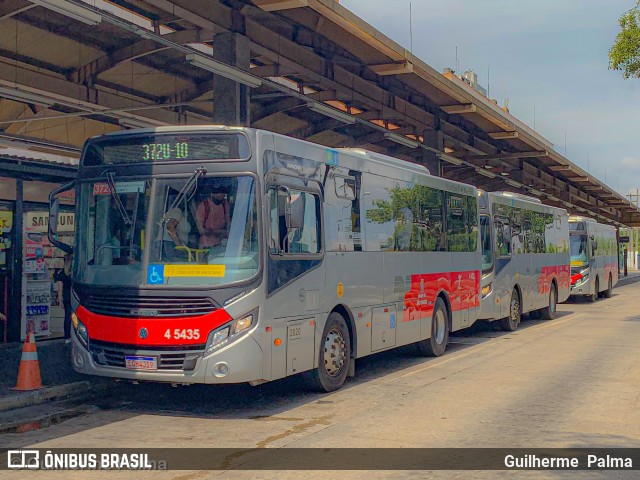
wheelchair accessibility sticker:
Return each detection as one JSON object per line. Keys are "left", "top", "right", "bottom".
{"left": 147, "top": 265, "right": 165, "bottom": 285}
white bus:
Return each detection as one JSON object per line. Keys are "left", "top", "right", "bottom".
{"left": 477, "top": 191, "right": 570, "bottom": 330}
{"left": 49, "top": 127, "right": 482, "bottom": 392}
{"left": 569, "top": 216, "right": 618, "bottom": 301}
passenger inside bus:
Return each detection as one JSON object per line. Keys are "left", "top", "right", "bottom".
{"left": 195, "top": 183, "right": 231, "bottom": 250}
{"left": 155, "top": 199, "right": 191, "bottom": 261}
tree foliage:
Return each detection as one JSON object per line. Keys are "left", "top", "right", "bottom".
{"left": 609, "top": 3, "right": 640, "bottom": 79}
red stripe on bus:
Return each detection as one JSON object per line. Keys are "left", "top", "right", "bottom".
{"left": 538, "top": 265, "right": 571, "bottom": 293}
{"left": 402, "top": 270, "right": 480, "bottom": 323}
{"left": 75, "top": 305, "right": 232, "bottom": 346}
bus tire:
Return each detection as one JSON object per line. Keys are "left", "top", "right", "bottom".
{"left": 307, "top": 312, "right": 351, "bottom": 393}
{"left": 589, "top": 278, "right": 599, "bottom": 303}
{"left": 603, "top": 274, "right": 613, "bottom": 298}
{"left": 415, "top": 297, "right": 449, "bottom": 357}
{"left": 500, "top": 289, "right": 521, "bottom": 331}
{"left": 539, "top": 284, "right": 557, "bottom": 320}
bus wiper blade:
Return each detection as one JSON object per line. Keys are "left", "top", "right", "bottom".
{"left": 104, "top": 170, "right": 132, "bottom": 225}
{"left": 165, "top": 167, "right": 207, "bottom": 220}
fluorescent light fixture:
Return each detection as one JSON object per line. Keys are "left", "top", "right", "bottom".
{"left": 384, "top": 132, "right": 419, "bottom": 149}
{"left": 475, "top": 168, "right": 496, "bottom": 179}
{"left": 186, "top": 54, "right": 262, "bottom": 88}
{"left": 0, "top": 86, "right": 55, "bottom": 106}
{"left": 306, "top": 102, "right": 356, "bottom": 124}
{"left": 528, "top": 188, "right": 543, "bottom": 196}
{"left": 505, "top": 179, "right": 521, "bottom": 188}
{"left": 30, "top": 0, "right": 102, "bottom": 25}
{"left": 438, "top": 153, "right": 463, "bottom": 165}
{"left": 547, "top": 194, "right": 560, "bottom": 201}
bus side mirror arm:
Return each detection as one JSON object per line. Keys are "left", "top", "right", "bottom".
{"left": 48, "top": 181, "right": 75, "bottom": 254}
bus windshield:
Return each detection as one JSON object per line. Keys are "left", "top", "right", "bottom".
{"left": 480, "top": 216, "right": 493, "bottom": 272}
{"left": 76, "top": 175, "right": 259, "bottom": 287}
{"left": 570, "top": 234, "right": 588, "bottom": 265}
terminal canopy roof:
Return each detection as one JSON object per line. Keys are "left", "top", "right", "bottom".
{"left": 0, "top": 0, "right": 638, "bottom": 226}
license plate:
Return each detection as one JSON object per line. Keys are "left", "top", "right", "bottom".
{"left": 125, "top": 356, "right": 157, "bottom": 370}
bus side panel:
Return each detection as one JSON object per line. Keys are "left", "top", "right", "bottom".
{"left": 449, "top": 251, "right": 480, "bottom": 330}
{"left": 263, "top": 265, "right": 325, "bottom": 381}
{"left": 382, "top": 251, "right": 426, "bottom": 348}
{"left": 325, "top": 251, "right": 384, "bottom": 358}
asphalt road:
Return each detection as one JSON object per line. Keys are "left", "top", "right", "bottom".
{"left": 4, "top": 278, "right": 640, "bottom": 480}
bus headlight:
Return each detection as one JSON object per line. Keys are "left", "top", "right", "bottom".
{"left": 232, "top": 313, "right": 253, "bottom": 334}
{"left": 481, "top": 283, "right": 492, "bottom": 297}
{"left": 578, "top": 269, "right": 590, "bottom": 284}
{"left": 75, "top": 319, "right": 89, "bottom": 349}
{"left": 205, "top": 327, "right": 230, "bottom": 354}
{"left": 205, "top": 309, "right": 257, "bottom": 355}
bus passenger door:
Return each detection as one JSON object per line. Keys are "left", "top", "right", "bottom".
{"left": 371, "top": 305, "right": 396, "bottom": 351}
{"left": 265, "top": 178, "right": 324, "bottom": 380}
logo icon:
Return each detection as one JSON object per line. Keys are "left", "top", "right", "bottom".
{"left": 139, "top": 328, "right": 148, "bottom": 339}
{"left": 147, "top": 265, "right": 164, "bottom": 285}
{"left": 7, "top": 450, "right": 39, "bottom": 469}
{"left": 420, "top": 278, "right": 425, "bottom": 293}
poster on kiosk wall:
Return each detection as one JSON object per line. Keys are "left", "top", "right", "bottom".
{"left": 21, "top": 225, "right": 51, "bottom": 340}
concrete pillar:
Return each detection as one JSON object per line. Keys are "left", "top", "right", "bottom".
{"left": 212, "top": 32, "right": 251, "bottom": 126}
{"left": 9, "top": 178, "right": 23, "bottom": 342}
{"left": 423, "top": 124, "right": 444, "bottom": 177}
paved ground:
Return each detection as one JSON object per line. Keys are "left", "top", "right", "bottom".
{"left": 3, "top": 278, "right": 640, "bottom": 479}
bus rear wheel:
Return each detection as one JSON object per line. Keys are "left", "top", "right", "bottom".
{"left": 415, "top": 297, "right": 449, "bottom": 357}
{"left": 589, "top": 278, "right": 599, "bottom": 303}
{"left": 603, "top": 274, "right": 613, "bottom": 298}
{"left": 500, "top": 289, "right": 521, "bottom": 331}
{"left": 307, "top": 312, "right": 351, "bottom": 393}
{"left": 539, "top": 284, "right": 557, "bottom": 320}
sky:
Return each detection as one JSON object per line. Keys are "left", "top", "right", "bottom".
{"left": 342, "top": 0, "right": 640, "bottom": 197}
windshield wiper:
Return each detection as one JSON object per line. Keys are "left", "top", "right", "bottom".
{"left": 103, "top": 170, "right": 132, "bottom": 225}
{"left": 164, "top": 167, "right": 207, "bottom": 221}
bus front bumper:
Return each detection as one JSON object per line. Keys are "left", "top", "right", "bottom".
{"left": 570, "top": 277, "right": 592, "bottom": 296}
{"left": 70, "top": 329, "right": 265, "bottom": 384}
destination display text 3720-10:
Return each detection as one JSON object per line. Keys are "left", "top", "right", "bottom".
{"left": 142, "top": 142, "right": 189, "bottom": 161}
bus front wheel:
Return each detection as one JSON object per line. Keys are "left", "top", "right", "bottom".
{"left": 589, "top": 278, "right": 599, "bottom": 303}
{"left": 415, "top": 297, "right": 449, "bottom": 357}
{"left": 603, "top": 274, "right": 613, "bottom": 298}
{"left": 307, "top": 312, "right": 351, "bottom": 393}
{"left": 500, "top": 289, "right": 521, "bottom": 331}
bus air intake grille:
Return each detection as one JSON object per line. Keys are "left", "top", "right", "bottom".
{"left": 89, "top": 341, "right": 204, "bottom": 371}
{"left": 84, "top": 295, "right": 216, "bottom": 318}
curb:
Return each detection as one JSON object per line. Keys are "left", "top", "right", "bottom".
{"left": 0, "top": 381, "right": 108, "bottom": 413}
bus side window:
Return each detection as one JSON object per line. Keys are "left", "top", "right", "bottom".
{"left": 268, "top": 187, "right": 289, "bottom": 254}
{"left": 268, "top": 187, "right": 321, "bottom": 255}
{"left": 495, "top": 218, "right": 512, "bottom": 256}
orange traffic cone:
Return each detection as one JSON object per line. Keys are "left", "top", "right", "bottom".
{"left": 13, "top": 332, "right": 43, "bottom": 391}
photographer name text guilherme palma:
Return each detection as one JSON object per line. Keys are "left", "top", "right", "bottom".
{"left": 505, "top": 455, "right": 633, "bottom": 469}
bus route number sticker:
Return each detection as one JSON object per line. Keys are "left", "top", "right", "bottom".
{"left": 336, "top": 282, "right": 344, "bottom": 299}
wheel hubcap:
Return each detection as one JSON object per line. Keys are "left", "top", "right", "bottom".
{"left": 510, "top": 297, "right": 519, "bottom": 326}
{"left": 323, "top": 328, "right": 346, "bottom": 377}
{"left": 434, "top": 310, "right": 446, "bottom": 344}
{"left": 550, "top": 290, "right": 556, "bottom": 313}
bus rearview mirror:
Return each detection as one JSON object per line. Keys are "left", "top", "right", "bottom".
{"left": 49, "top": 198, "right": 60, "bottom": 235}
{"left": 48, "top": 181, "right": 75, "bottom": 254}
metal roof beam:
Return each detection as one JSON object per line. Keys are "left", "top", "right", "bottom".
{"left": 461, "top": 151, "right": 547, "bottom": 163}
{"left": 441, "top": 103, "right": 476, "bottom": 115}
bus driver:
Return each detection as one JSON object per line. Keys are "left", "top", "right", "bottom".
{"left": 195, "top": 185, "right": 231, "bottom": 249}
